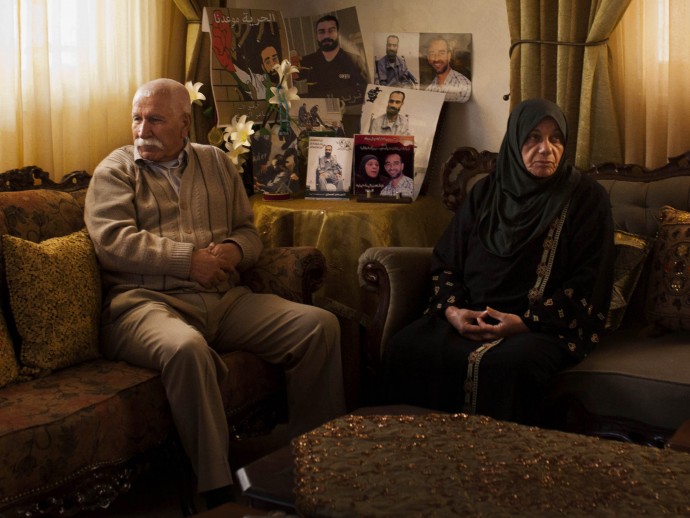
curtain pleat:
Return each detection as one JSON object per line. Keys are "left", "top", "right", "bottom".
{"left": 610, "top": 0, "right": 690, "bottom": 168}
{"left": 506, "top": 0, "right": 631, "bottom": 169}
{"left": 0, "top": 0, "right": 185, "bottom": 179}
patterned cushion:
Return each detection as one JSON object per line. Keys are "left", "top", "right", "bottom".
{"left": 0, "top": 189, "right": 85, "bottom": 347}
{"left": 646, "top": 206, "right": 690, "bottom": 330}
{"left": 2, "top": 229, "right": 101, "bottom": 376}
{"left": 0, "top": 309, "right": 19, "bottom": 388}
{"left": 606, "top": 231, "right": 653, "bottom": 331}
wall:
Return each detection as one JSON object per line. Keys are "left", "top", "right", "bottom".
{"left": 228, "top": 0, "right": 510, "bottom": 195}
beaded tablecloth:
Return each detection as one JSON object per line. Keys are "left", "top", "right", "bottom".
{"left": 293, "top": 413, "right": 690, "bottom": 517}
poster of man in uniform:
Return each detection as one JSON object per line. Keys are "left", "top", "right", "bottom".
{"left": 285, "top": 7, "right": 370, "bottom": 121}
{"left": 202, "top": 8, "right": 292, "bottom": 125}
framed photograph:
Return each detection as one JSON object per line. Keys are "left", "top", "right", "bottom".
{"left": 353, "top": 134, "right": 415, "bottom": 200}
{"left": 305, "top": 137, "right": 353, "bottom": 199}
{"left": 202, "top": 8, "right": 292, "bottom": 125}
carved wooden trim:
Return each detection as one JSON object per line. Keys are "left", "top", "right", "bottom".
{"left": 584, "top": 149, "right": 690, "bottom": 181}
{"left": 440, "top": 147, "right": 497, "bottom": 212}
{"left": 441, "top": 147, "right": 690, "bottom": 212}
{"left": 0, "top": 166, "right": 91, "bottom": 192}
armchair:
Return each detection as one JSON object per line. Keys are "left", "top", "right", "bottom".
{"left": 358, "top": 147, "right": 690, "bottom": 446}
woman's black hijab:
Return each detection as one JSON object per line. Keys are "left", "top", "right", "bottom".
{"left": 477, "top": 98, "right": 581, "bottom": 257}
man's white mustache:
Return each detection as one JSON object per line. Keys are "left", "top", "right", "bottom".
{"left": 135, "top": 138, "right": 164, "bottom": 149}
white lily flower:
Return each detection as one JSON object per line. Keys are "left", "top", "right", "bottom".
{"left": 269, "top": 85, "right": 300, "bottom": 110}
{"left": 185, "top": 81, "right": 206, "bottom": 105}
{"left": 273, "top": 59, "right": 299, "bottom": 86}
{"left": 224, "top": 115, "right": 255, "bottom": 149}
{"left": 226, "top": 145, "right": 250, "bottom": 166}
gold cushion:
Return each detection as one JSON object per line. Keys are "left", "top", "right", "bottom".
{"left": 606, "top": 230, "right": 652, "bottom": 331}
{"left": 3, "top": 229, "right": 101, "bottom": 375}
{"left": 646, "top": 206, "right": 690, "bottom": 331}
{"left": 0, "top": 309, "right": 19, "bottom": 388}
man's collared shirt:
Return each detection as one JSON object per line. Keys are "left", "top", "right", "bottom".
{"left": 426, "top": 68, "right": 471, "bottom": 103}
{"left": 369, "top": 113, "right": 410, "bottom": 135}
{"left": 375, "top": 55, "right": 417, "bottom": 87}
{"left": 134, "top": 142, "right": 188, "bottom": 194}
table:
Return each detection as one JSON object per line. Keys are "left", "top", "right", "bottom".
{"left": 235, "top": 406, "right": 430, "bottom": 513}
{"left": 250, "top": 195, "right": 453, "bottom": 407}
{"left": 250, "top": 195, "right": 452, "bottom": 314}
{"left": 237, "top": 410, "right": 690, "bottom": 517}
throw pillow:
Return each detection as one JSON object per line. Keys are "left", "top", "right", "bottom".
{"left": 646, "top": 206, "right": 690, "bottom": 331}
{"left": 2, "top": 229, "right": 101, "bottom": 376}
{"left": 606, "top": 230, "right": 653, "bottom": 331}
{"left": 0, "top": 309, "right": 19, "bottom": 388}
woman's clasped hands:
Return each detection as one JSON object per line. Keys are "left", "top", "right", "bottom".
{"left": 445, "top": 305, "right": 530, "bottom": 342}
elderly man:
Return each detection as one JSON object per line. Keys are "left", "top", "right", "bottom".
{"left": 368, "top": 90, "right": 410, "bottom": 135}
{"left": 425, "top": 37, "right": 471, "bottom": 103}
{"left": 84, "top": 78, "right": 345, "bottom": 510}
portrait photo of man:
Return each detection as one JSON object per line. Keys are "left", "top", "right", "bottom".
{"left": 380, "top": 151, "right": 414, "bottom": 197}
{"left": 315, "top": 144, "right": 344, "bottom": 191}
{"left": 288, "top": 10, "right": 369, "bottom": 109}
{"left": 423, "top": 35, "right": 472, "bottom": 103}
{"left": 233, "top": 43, "right": 281, "bottom": 101}
{"left": 374, "top": 34, "right": 418, "bottom": 88}
{"left": 306, "top": 136, "right": 353, "bottom": 197}
{"left": 368, "top": 90, "right": 410, "bottom": 135}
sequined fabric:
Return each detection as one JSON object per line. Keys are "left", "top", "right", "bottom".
{"left": 293, "top": 413, "right": 690, "bottom": 517}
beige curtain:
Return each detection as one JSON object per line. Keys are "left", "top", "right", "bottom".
{"left": 610, "top": 0, "right": 690, "bottom": 168}
{"left": 506, "top": 0, "right": 631, "bottom": 169}
{"left": 172, "top": 0, "right": 221, "bottom": 144}
{"left": 0, "top": 0, "right": 185, "bottom": 179}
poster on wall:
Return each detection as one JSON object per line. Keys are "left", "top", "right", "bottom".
{"left": 202, "top": 7, "right": 291, "bottom": 125}
{"left": 359, "top": 84, "right": 444, "bottom": 199}
{"left": 372, "top": 32, "right": 473, "bottom": 103}
{"left": 285, "top": 7, "right": 370, "bottom": 118}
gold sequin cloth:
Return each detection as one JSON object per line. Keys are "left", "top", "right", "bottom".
{"left": 292, "top": 413, "right": 690, "bottom": 517}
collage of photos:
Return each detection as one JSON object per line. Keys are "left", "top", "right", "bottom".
{"left": 202, "top": 6, "right": 472, "bottom": 202}
{"left": 353, "top": 135, "right": 415, "bottom": 200}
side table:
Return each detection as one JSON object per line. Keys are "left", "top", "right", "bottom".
{"left": 250, "top": 196, "right": 452, "bottom": 407}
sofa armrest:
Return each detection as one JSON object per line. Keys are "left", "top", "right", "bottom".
{"left": 358, "top": 247, "right": 433, "bottom": 370}
{"left": 241, "top": 246, "right": 326, "bottom": 305}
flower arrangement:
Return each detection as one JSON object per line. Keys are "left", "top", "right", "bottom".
{"left": 185, "top": 59, "right": 300, "bottom": 175}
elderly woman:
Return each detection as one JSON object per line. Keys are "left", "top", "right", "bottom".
{"left": 354, "top": 154, "right": 387, "bottom": 195}
{"left": 383, "top": 99, "right": 615, "bottom": 425}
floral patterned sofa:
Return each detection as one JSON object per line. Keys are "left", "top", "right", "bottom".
{"left": 358, "top": 147, "right": 690, "bottom": 448}
{"left": 0, "top": 167, "right": 327, "bottom": 516}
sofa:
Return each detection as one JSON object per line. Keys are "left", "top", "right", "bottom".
{"left": 0, "top": 166, "right": 327, "bottom": 516}
{"left": 358, "top": 146, "right": 690, "bottom": 447}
